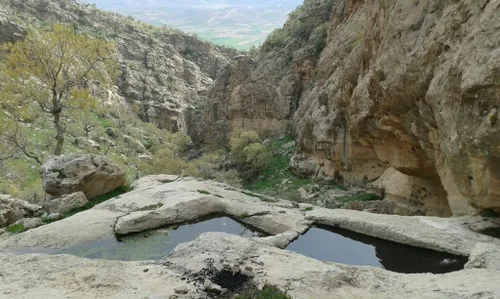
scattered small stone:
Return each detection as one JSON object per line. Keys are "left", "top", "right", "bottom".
{"left": 253, "top": 260, "right": 265, "bottom": 266}
{"left": 143, "top": 268, "right": 149, "bottom": 273}
{"left": 174, "top": 286, "right": 189, "bottom": 294}
{"left": 203, "top": 279, "right": 212, "bottom": 288}
{"left": 206, "top": 283, "right": 223, "bottom": 294}
{"left": 241, "top": 269, "right": 254, "bottom": 278}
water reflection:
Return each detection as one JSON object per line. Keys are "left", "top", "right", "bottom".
{"left": 17, "top": 216, "right": 263, "bottom": 261}
{"left": 286, "top": 226, "right": 467, "bottom": 274}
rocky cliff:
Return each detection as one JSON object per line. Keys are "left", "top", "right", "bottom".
{"left": 0, "top": 0, "right": 238, "bottom": 132}
{"left": 201, "top": 0, "right": 500, "bottom": 216}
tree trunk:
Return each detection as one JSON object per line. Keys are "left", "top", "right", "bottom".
{"left": 52, "top": 93, "right": 64, "bottom": 156}
{"left": 53, "top": 110, "right": 64, "bottom": 156}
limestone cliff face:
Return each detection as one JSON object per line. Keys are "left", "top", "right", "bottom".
{"left": 203, "top": 0, "right": 500, "bottom": 216}
{"left": 0, "top": 0, "right": 237, "bottom": 132}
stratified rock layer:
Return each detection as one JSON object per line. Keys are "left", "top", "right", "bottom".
{"left": 202, "top": 0, "right": 500, "bottom": 215}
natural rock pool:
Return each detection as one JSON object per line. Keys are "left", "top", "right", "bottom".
{"left": 477, "top": 227, "right": 500, "bottom": 239}
{"left": 286, "top": 225, "right": 468, "bottom": 274}
{"left": 17, "top": 216, "right": 264, "bottom": 261}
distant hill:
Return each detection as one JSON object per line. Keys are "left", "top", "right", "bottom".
{"left": 89, "top": 1, "right": 303, "bottom": 9}
{"left": 86, "top": 0, "right": 304, "bottom": 50}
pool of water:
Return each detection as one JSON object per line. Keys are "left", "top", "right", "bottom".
{"left": 286, "top": 226, "right": 468, "bottom": 274}
{"left": 17, "top": 216, "right": 263, "bottom": 261}
{"left": 477, "top": 227, "right": 500, "bottom": 239}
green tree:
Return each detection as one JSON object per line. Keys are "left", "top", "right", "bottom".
{"left": 0, "top": 24, "right": 119, "bottom": 160}
{"left": 230, "top": 130, "right": 270, "bottom": 171}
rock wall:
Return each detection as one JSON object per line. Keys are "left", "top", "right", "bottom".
{"left": 0, "top": 0, "right": 237, "bottom": 132}
{"left": 202, "top": 0, "right": 500, "bottom": 216}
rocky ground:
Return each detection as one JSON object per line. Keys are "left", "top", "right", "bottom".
{"left": 1, "top": 176, "right": 500, "bottom": 298}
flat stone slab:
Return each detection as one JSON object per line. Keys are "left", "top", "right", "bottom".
{"left": 2, "top": 232, "right": 500, "bottom": 299}
{"left": 307, "top": 208, "right": 500, "bottom": 255}
{"left": 0, "top": 179, "right": 310, "bottom": 252}
{"left": 104, "top": 179, "right": 311, "bottom": 235}
{"left": 1, "top": 176, "right": 498, "bottom": 259}
{"left": 167, "top": 232, "right": 500, "bottom": 299}
{"left": 0, "top": 253, "right": 196, "bottom": 299}
{"left": 0, "top": 210, "right": 123, "bottom": 251}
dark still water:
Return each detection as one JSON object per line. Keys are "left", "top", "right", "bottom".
{"left": 285, "top": 226, "right": 467, "bottom": 274}
{"left": 477, "top": 227, "right": 500, "bottom": 239}
{"left": 17, "top": 216, "right": 262, "bottom": 261}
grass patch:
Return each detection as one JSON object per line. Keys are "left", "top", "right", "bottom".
{"left": 304, "top": 206, "right": 314, "bottom": 211}
{"left": 244, "top": 136, "right": 346, "bottom": 201}
{"left": 7, "top": 223, "right": 25, "bottom": 234}
{"left": 64, "top": 185, "right": 131, "bottom": 219}
{"left": 96, "top": 113, "right": 115, "bottom": 128}
{"left": 337, "top": 193, "right": 381, "bottom": 204}
{"left": 197, "top": 189, "right": 211, "bottom": 195}
{"left": 235, "top": 285, "right": 291, "bottom": 299}
{"left": 42, "top": 217, "right": 56, "bottom": 224}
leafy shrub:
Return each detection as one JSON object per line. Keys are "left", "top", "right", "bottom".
{"left": 193, "top": 150, "right": 225, "bottom": 179}
{"left": 262, "top": 28, "right": 287, "bottom": 50}
{"left": 313, "top": 23, "right": 328, "bottom": 56}
{"left": 230, "top": 131, "right": 261, "bottom": 164}
{"left": 136, "top": 148, "right": 198, "bottom": 177}
{"left": 244, "top": 143, "right": 271, "bottom": 170}
{"left": 230, "top": 131, "right": 270, "bottom": 171}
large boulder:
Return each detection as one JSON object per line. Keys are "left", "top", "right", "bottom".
{"left": 42, "top": 192, "right": 88, "bottom": 214}
{"left": 41, "top": 154, "right": 126, "bottom": 200}
{"left": 0, "top": 194, "right": 42, "bottom": 228}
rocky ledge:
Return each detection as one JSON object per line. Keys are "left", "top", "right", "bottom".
{"left": 1, "top": 176, "right": 500, "bottom": 298}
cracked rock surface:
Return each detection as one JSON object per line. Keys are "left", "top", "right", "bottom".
{"left": 1, "top": 176, "right": 499, "bottom": 256}
{"left": 1, "top": 176, "right": 500, "bottom": 298}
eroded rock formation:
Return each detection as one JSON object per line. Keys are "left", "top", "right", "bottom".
{"left": 0, "top": 0, "right": 237, "bottom": 132}
{"left": 201, "top": 0, "right": 500, "bottom": 216}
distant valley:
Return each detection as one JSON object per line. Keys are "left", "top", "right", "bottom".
{"left": 86, "top": 0, "right": 304, "bottom": 50}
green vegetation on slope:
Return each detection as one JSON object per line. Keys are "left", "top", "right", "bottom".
{"left": 242, "top": 135, "right": 344, "bottom": 202}
{"left": 6, "top": 223, "right": 25, "bottom": 234}
{"left": 235, "top": 285, "right": 291, "bottom": 299}
{"left": 261, "top": 0, "right": 334, "bottom": 56}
